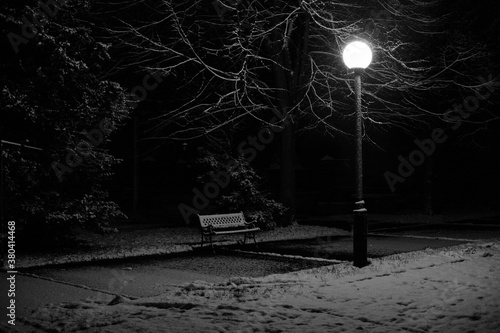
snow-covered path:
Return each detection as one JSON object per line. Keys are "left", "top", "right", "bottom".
{"left": 19, "top": 240, "right": 500, "bottom": 332}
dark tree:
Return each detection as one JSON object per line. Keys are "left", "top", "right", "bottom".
{"left": 1, "top": 0, "right": 131, "bottom": 232}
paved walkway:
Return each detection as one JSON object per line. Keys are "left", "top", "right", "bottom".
{"left": 0, "top": 266, "right": 227, "bottom": 326}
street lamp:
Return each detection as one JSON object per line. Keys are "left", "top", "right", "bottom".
{"left": 342, "top": 40, "right": 372, "bottom": 267}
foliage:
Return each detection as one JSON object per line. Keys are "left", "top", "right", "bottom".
{"left": 0, "top": 1, "right": 130, "bottom": 232}
{"left": 21, "top": 190, "right": 125, "bottom": 232}
{"left": 196, "top": 151, "right": 287, "bottom": 229}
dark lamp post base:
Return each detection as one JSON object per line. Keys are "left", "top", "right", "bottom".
{"left": 353, "top": 200, "right": 369, "bottom": 268}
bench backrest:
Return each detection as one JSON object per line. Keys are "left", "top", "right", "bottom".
{"left": 198, "top": 212, "right": 246, "bottom": 229}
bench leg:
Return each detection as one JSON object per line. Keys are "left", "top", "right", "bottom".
{"left": 209, "top": 234, "right": 216, "bottom": 254}
{"left": 201, "top": 233, "right": 216, "bottom": 254}
{"left": 244, "top": 232, "right": 258, "bottom": 249}
{"left": 252, "top": 232, "right": 258, "bottom": 249}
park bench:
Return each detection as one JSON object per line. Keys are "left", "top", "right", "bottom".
{"left": 198, "top": 212, "right": 260, "bottom": 252}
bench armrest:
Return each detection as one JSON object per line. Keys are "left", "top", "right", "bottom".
{"left": 202, "top": 224, "right": 214, "bottom": 234}
{"left": 244, "top": 219, "right": 258, "bottom": 228}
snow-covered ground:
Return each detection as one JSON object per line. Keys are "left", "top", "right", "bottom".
{"left": 22, "top": 240, "right": 500, "bottom": 332}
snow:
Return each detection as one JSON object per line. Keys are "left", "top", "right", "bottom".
{"left": 17, "top": 224, "right": 349, "bottom": 268}
{"left": 23, "top": 240, "right": 500, "bottom": 332}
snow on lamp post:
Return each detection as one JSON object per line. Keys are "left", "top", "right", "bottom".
{"left": 342, "top": 40, "right": 372, "bottom": 268}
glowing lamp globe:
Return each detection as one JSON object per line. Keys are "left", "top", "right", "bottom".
{"left": 342, "top": 41, "right": 372, "bottom": 69}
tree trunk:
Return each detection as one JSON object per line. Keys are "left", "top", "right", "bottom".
{"left": 270, "top": 0, "right": 297, "bottom": 225}
{"left": 279, "top": 117, "right": 295, "bottom": 225}
{"left": 422, "top": 155, "right": 434, "bottom": 215}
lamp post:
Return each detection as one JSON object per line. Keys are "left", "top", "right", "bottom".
{"left": 342, "top": 40, "right": 372, "bottom": 267}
